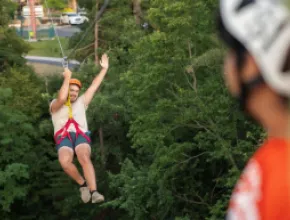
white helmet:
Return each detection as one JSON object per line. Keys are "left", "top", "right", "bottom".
{"left": 219, "top": 0, "right": 290, "bottom": 97}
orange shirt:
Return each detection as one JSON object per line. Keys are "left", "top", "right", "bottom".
{"left": 227, "top": 138, "right": 290, "bottom": 220}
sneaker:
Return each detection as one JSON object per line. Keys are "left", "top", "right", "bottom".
{"left": 79, "top": 186, "right": 91, "bottom": 203}
{"left": 91, "top": 191, "right": 105, "bottom": 203}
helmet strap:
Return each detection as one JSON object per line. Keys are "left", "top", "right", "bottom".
{"left": 234, "top": 49, "right": 265, "bottom": 111}
{"left": 237, "top": 75, "right": 265, "bottom": 111}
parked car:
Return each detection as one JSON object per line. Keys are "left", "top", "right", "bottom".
{"left": 60, "top": 12, "right": 89, "bottom": 25}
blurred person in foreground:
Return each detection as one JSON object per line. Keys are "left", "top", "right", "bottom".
{"left": 217, "top": 0, "right": 290, "bottom": 219}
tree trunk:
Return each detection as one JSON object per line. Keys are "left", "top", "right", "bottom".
{"left": 95, "top": 0, "right": 105, "bottom": 165}
{"left": 132, "top": 0, "right": 142, "bottom": 25}
{"left": 98, "top": 127, "right": 105, "bottom": 165}
{"left": 94, "top": 23, "right": 99, "bottom": 63}
{"left": 95, "top": 0, "right": 99, "bottom": 63}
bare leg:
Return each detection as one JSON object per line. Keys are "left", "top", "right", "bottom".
{"left": 75, "top": 144, "right": 96, "bottom": 191}
{"left": 75, "top": 144, "right": 104, "bottom": 203}
{"left": 58, "top": 147, "right": 85, "bottom": 185}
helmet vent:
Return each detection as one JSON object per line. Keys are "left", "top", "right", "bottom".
{"left": 235, "top": 0, "right": 255, "bottom": 12}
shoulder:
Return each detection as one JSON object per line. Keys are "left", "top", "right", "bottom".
{"left": 49, "top": 99, "right": 57, "bottom": 114}
{"left": 49, "top": 98, "right": 66, "bottom": 114}
{"left": 254, "top": 138, "right": 287, "bottom": 165}
{"left": 243, "top": 138, "right": 288, "bottom": 185}
{"left": 76, "top": 95, "right": 88, "bottom": 110}
{"left": 249, "top": 139, "right": 289, "bottom": 186}
{"left": 50, "top": 99, "right": 57, "bottom": 105}
{"left": 227, "top": 139, "right": 289, "bottom": 218}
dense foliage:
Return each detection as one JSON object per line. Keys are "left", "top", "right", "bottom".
{"left": 1, "top": 0, "right": 264, "bottom": 219}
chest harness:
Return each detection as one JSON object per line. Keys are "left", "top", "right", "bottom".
{"left": 54, "top": 89, "right": 91, "bottom": 145}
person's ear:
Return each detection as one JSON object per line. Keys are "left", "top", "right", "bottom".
{"left": 223, "top": 50, "right": 241, "bottom": 96}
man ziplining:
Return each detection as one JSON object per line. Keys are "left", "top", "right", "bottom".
{"left": 49, "top": 53, "right": 109, "bottom": 204}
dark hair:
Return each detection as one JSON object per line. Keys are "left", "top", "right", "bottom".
{"left": 216, "top": 10, "right": 247, "bottom": 71}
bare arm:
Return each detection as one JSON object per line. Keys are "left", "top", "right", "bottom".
{"left": 84, "top": 54, "right": 109, "bottom": 106}
{"left": 50, "top": 68, "right": 72, "bottom": 113}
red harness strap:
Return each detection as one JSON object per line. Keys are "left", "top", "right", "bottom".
{"left": 54, "top": 118, "right": 91, "bottom": 145}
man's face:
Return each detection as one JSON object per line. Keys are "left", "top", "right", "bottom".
{"left": 69, "top": 84, "right": 80, "bottom": 103}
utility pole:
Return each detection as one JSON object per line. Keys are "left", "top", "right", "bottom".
{"left": 69, "top": 0, "right": 77, "bottom": 12}
{"left": 28, "top": 0, "right": 37, "bottom": 40}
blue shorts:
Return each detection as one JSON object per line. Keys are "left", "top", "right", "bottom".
{"left": 56, "top": 132, "right": 91, "bottom": 151}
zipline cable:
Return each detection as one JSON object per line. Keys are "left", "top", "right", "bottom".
{"left": 66, "top": 0, "right": 110, "bottom": 60}
{"left": 43, "top": 0, "right": 68, "bottom": 67}
{"left": 43, "top": 0, "right": 110, "bottom": 68}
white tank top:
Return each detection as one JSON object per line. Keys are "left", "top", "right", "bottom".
{"left": 50, "top": 95, "right": 89, "bottom": 134}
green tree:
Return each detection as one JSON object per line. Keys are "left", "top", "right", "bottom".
{"left": 45, "top": 0, "right": 67, "bottom": 10}
{"left": 102, "top": 0, "right": 262, "bottom": 219}
{"left": 0, "top": 0, "right": 265, "bottom": 219}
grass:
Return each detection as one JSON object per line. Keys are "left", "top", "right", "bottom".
{"left": 27, "top": 37, "right": 71, "bottom": 57}
{"left": 26, "top": 37, "right": 71, "bottom": 76}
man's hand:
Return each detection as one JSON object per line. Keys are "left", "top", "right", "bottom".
{"left": 84, "top": 54, "right": 109, "bottom": 106}
{"left": 100, "top": 54, "right": 109, "bottom": 69}
{"left": 63, "top": 67, "right": 72, "bottom": 79}
{"left": 51, "top": 68, "right": 71, "bottom": 114}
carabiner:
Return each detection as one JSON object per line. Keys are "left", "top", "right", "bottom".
{"left": 62, "top": 56, "right": 69, "bottom": 68}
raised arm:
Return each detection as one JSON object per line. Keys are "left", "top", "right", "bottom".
{"left": 50, "top": 68, "right": 72, "bottom": 113}
{"left": 84, "top": 54, "right": 109, "bottom": 106}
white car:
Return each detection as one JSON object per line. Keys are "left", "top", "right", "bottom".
{"left": 60, "top": 13, "right": 89, "bottom": 25}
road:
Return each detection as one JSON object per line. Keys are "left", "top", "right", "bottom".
{"left": 20, "top": 25, "right": 82, "bottom": 70}
{"left": 24, "top": 26, "right": 81, "bottom": 67}
{"left": 18, "top": 25, "right": 81, "bottom": 38}
{"left": 25, "top": 55, "right": 80, "bottom": 68}
{"left": 55, "top": 25, "right": 81, "bottom": 37}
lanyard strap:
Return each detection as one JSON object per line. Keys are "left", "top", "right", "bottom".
{"left": 65, "top": 89, "right": 73, "bottom": 119}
